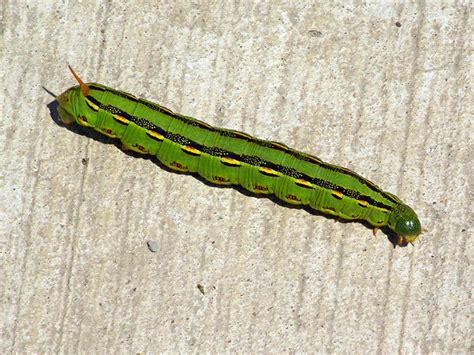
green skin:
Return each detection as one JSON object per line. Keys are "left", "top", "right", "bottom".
{"left": 56, "top": 75, "right": 421, "bottom": 245}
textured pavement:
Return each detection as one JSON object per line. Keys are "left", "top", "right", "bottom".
{"left": 1, "top": 1, "right": 472, "bottom": 353}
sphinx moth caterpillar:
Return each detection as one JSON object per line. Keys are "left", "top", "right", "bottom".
{"left": 56, "top": 66, "right": 422, "bottom": 245}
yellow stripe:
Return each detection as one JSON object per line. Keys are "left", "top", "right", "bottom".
{"left": 100, "top": 128, "right": 116, "bottom": 138}
{"left": 113, "top": 114, "right": 129, "bottom": 124}
{"left": 230, "top": 130, "right": 252, "bottom": 140}
{"left": 84, "top": 97, "right": 99, "bottom": 111}
{"left": 259, "top": 166, "right": 281, "bottom": 176}
{"left": 270, "top": 141, "right": 289, "bottom": 150}
{"left": 182, "top": 145, "right": 201, "bottom": 155}
{"left": 296, "top": 178, "right": 313, "bottom": 188}
{"left": 146, "top": 130, "right": 164, "bottom": 141}
{"left": 221, "top": 157, "right": 241, "bottom": 166}
{"left": 77, "top": 115, "right": 93, "bottom": 127}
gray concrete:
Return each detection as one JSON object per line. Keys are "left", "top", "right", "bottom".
{"left": 1, "top": 1, "right": 472, "bottom": 353}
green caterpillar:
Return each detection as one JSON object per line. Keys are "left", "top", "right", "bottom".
{"left": 56, "top": 66, "right": 422, "bottom": 246}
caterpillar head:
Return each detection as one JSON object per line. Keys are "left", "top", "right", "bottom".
{"left": 388, "top": 203, "right": 422, "bottom": 245}
{"left": 57, "top": 87, "right": 77, "bottom": 124}
{"left": 57, "top": 66, "right": 92, "bottom": 126}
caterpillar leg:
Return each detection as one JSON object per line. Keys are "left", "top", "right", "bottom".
{"left": 121, "top": 143, "right": 129, "bottom": 151}
{"left": 57, "top": 105, "right": 75, "bottom": 125}
{"left": 121, "top": 142, "right": 149, "bottom": 154}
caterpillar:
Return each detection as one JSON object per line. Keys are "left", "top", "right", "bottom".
{"left": 56, "top": 66, "right": 422, "bottom": 246}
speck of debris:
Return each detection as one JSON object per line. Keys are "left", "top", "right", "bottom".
{"left": 308, "top": 29, "right": 323, "bottom": 37}
{"left": 147, "top": 240, "right": 159, "bottom": 252}
{"left": 395, "top": 21, "right": 402, "bottom": 27}
{"left": 81, "top": 158, "right": 89, "bottom": 166}
{"left": 197, "top": 284, "right": 205, "bottom": 295}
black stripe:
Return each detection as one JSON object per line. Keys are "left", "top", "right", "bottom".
{"left": 88, "top": 90, "right": 395, "bottom": 210}
{"left": 295, "top": 181, "right": 313, "bottom": 189}
{"left": 220, "top": 161, "right": 241, "bottom": 167}
{"left": 89, "top": 84, "right": 106, "bottom": 92}
{"left": 85, "top": 98, "right": 99, "bottom": 112}
{"left": 90, "top": 84, "right": 398, "bottom": 204}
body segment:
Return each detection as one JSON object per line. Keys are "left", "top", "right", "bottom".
{"left": 56, "top": 67, "right": 421, "bottom": 245}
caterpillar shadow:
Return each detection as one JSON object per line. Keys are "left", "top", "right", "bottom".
{"left": 46, "top": 96, "right": 403, "bottom": 248}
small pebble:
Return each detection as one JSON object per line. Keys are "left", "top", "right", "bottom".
{"left": 147, "top": 240, "right": 159, "bottom": 252}
{"left": 308, "top": 29, "right": 323, "bottom": 37}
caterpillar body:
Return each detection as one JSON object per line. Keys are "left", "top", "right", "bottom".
{"left": 56, "top": 67, "right": 422, "bottom": 245}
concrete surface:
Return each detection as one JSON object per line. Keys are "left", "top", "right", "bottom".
{"left": 1, "top": 1, "right": 472, "bottom": 353}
